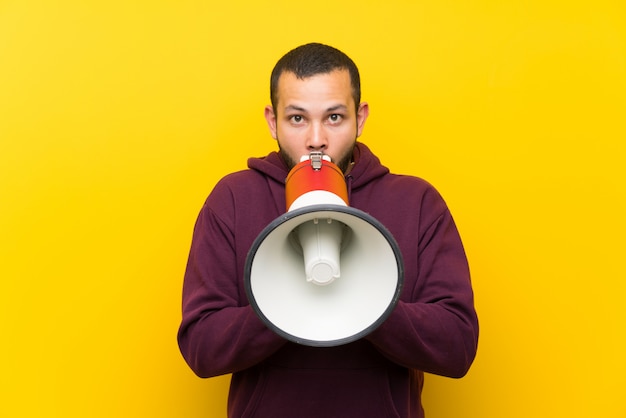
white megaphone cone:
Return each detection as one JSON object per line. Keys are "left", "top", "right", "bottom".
{"left": 244, "top": 151, "right": 404, "bottom": 347}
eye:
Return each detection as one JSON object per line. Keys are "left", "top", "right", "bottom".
{"left": 289, "top": 115, "right": 304, "bottom": 124}
{"left": 328, "top": 114, "right": 343, "bottom": 124}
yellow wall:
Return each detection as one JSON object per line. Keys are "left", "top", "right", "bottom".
{"left": 1, "top": 1, "right": 625, "bottom": 417}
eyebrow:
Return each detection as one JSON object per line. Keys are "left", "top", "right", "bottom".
{"left": 327, "top": 104, "right": 349, "bottom": 112}
{"left": 284, "top": 104, "right": 349, "bottom": 113}
{"left": 284, "top": 105, "right": 307, "bottom": 113}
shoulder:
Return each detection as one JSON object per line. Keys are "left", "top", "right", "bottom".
{"left": 209, "top": 169, "right": 269, "bottom": 197}
{"left": 201, "top": 169, "right": 265, "bottom": 211}
{"left": 377, "top": 172, "right": 444, "bottom": 201}
{"left": 203, "top": 167, "right": 283, "bottom": 220}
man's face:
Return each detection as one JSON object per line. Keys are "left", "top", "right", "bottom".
{"left": 264, "top": 69, "right": 369, "bottom": 173}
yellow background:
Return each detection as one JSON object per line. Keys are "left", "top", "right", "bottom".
{"left": 1, "top": 1, "right": 625, "bottom": 417}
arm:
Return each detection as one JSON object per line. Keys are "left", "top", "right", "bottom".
{"left": 177, "top": 189, "right": 287, "bottom": 378}
{"left": 366, "top": 200, "right": 479, "bottom": 378}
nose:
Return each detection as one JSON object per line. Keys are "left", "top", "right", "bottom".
{"left": 306, "top": 122, "right": 328, "bottom": 152}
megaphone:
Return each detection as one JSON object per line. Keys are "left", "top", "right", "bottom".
{"left": 244, "top": 151, "right": 404, "bottom": 347}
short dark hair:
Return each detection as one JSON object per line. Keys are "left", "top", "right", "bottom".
{"left": 270, "top": 43, "right": 361, "bottom": 110}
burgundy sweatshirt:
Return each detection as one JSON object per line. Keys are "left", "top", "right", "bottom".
{"left": 178, "top": 142, "right": 478, "bottom": 417}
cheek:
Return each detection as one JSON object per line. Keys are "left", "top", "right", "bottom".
{"left": 276, "top": 129, "right": 305, "bottom": 154}
{"left": 276, "top": 126, "right": 300, "bottom": 144}
{"left": 336, "top": 125, "right": 358, "bottom": 141}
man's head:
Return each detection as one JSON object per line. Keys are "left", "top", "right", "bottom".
{"left": 270, "top": 43, "right": 362, "bottom": 113}
{"left": 265, "top": 43, "right": 369, "bottom": 173}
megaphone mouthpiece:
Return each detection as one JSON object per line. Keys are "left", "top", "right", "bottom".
{"left": 286, "top": 153, "right": 348, "bottom": 211}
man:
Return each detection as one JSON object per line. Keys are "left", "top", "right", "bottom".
{"left": 178, "top": 43, "right": 479, "bottom": 417}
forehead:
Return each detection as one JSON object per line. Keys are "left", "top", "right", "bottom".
{"left": 275, "top": 70, "right": 354, "bottom": 109}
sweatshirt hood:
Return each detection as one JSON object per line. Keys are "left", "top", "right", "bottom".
{"left": 247, "top": 142, "right": 389, "bottom": 192}
{"left": 247, "top": 151, "right": 290, "bottom": 185}
{"left": 346, "top": 142, "right": 390, "bottom": 190}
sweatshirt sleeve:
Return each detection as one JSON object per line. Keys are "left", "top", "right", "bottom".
{"left": 365, "top": 189, "right": 479, "bottom": 378}
{"left": 177, "top": 184, "right": 287, "bottom": 378}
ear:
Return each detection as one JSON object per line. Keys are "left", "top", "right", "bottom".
{"left": 264, "top": 105, "right": 278, "bottom": 139}
{"left": 356, "top": 102, "right": 369, "bottom": 137}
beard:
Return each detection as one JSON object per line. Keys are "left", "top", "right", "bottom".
{"left": 278, "top": 141, "right": 356, "bottom": 174}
